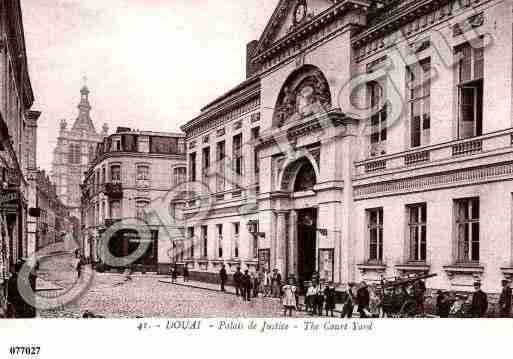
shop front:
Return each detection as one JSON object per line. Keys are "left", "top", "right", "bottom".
{"left": 107, "top": 228, "right": 159, "bottom": 273}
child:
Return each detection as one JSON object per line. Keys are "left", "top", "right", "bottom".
{"left": 324, "top": 282, "right": 336, "bottom": 317}
{"left": 282, "top": 277, "right": 297, "bottom": 317}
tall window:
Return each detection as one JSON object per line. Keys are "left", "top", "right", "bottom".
{"left": 110, "top": 200, "right": 121, "bottom": 219}
{"left": 367, "top": 208, "right": 384, "bottom": 263}
{"left": 456, "top": 40, "right": 484, "bottom": 139}
{"left": 233, "top": 134, "right": 243, "bottom": 184}
{"left": 189, "top": 153, "right": 197, "bottom": 182}
{"left": 233, "top": 222, "right": 240, "bottom": 258}
{"left": 111, "top": 165, "right": 121, "bottom": 182}
{"left": 101, "top": 166, "right": 106, "bottom": 184}
{"left": 216, "top": 141, "right": 226, "bottom": 192}
{"left": 173, "top": 166, "right": 186, "bottom": 186}
{"left": 251, "top": 127, "right": 260, "bottom": 175}
{"left": 455, "top": 198, "right": 480, "bottom": 263}
{"left": 217, "top": 224, "right": 223, "bottom": 258}
{"left": 201, "top": 225, "right": 208, "bottom": 258}
{"left": 368, "top": 81, "right": 387, "bottom": 156}
{"left": 202, "top": 147, "right": 210, "bottom": 182}
{"left": 408, "top": 59, "right": 431, "bottom": 148}
{"left": 114, "top": 139, "right": 121, "bottom": 151}
{"left": 68, "top": 144, "right": 81, "bottom": 164}
{"left": 88, "top": 145, "right": 95, "bottom": 163}
{"left": 136, "top": 201, "right": 149, "bottom": 220}
{"left": 407, "top": 204, "right": 427, "bottom": 262}
{"left": 188, "top": 227, "right": 195, "bottom": 259}
{"left": 137, "top": 165, "right": 150, "bottom": 180}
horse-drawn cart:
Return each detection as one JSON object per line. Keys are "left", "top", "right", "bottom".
{"left": 371, "top": 273, "right": 437, "bottom": 318}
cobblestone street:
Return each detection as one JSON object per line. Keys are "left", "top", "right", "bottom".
{"left": 36, "top": 252, "right": 299, "bottom": 319}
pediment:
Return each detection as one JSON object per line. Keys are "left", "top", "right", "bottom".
{"left": 254, "top": 0, "right": 336, "bottom": 56}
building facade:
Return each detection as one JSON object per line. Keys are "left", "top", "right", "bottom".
{"left": 81, "top": 128, "right": 186, "bottom": 273}
{"left": 0, "top": 0, "right": 38, "bottom": 303}
{"left": 180, "top": 0, "right": 513, "bottom": 296}
{"left": 51, "top": 85, "right": 108, "bottom": 220}
{"left": 32, "top": 170, "right": 70, "bottom": 251}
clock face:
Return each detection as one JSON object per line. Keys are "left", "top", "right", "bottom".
{"left": 294, "top": 4, "right": 307, "bottom": 24}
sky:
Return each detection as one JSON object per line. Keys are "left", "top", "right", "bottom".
{"left": 21, "top": 0, "right": 280, "bottom": 171}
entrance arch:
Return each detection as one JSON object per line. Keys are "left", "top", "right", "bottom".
{"left": 278, "top": 155, "right": 319, "bottom": 192}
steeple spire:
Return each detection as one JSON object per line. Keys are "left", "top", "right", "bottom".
{"left": 72, "top": 79, "right": 96, "bottom": 133}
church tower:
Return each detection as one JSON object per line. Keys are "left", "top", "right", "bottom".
{"left": 51, "top": 84, "right": 109, "bottom": 220}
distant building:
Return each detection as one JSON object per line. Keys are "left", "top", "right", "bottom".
{"left": 81, "top": 128, "right": 186, "bottom": 272}
{"left": 33, "top": 170, "right": 71, "bottom": 250}
{"left": 51, "top": 85, "right": 108, "bottom": 220}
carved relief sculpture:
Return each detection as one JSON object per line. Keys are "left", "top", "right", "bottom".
{"left": 274, "top": 66, "right": 332, "bottom": 127}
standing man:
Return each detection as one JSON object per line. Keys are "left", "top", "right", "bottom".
{"left": 241, "top": 270, "right": 252, "bottom": 302}
{"left": 499, "top": 279, "right": 512, "bottom": 318}
{"left": 341, "top": 282, "right": 356, "bottom": 318}
{"left": 470, "top": 281, "right": 488, "bottom": 318}
{"left": 233, "top": 267, "right": 242, "bottom": 297}
{"left": 76, "top": 254, "right": 83, "bottom": 279}
{"left": 356, "top": 281, "right": 370, "bottom": 318}
{"left": 271, "top": 269, "right": 282, "bottom": 298}
{"left": 219, "top": 264, "right": 227, "bottom": 292}
{"left": 183, "top": 264, "right": 189, "bottom": 282}
{"left": 413, "top": 279, "right": 426, "bottom": 315}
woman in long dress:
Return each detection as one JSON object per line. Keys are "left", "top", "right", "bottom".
{"left": 282, "top": 277, "right": 297, "bottom": 317}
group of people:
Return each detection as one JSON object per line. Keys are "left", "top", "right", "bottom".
{"left": 219, "top": 265, "right": 283, "bottom": 301}
{"left": 436, "top": 280, "right": 512, "bottom": 318}
{"left": 216, "top": 265, "right": 513, "bottom": 318}
{"left": 170, "top": 264, "right": 189, "bottom": 283}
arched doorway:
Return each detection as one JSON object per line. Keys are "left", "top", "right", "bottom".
{"left": 289, "top": 159, "right": 318, "bottom": 286}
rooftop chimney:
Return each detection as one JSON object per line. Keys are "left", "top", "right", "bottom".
{"left": 246, "top": 40, "right": 259, "bottom": 79}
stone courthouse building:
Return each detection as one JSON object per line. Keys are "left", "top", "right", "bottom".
{"left": 179, "top": 0, "right": 513, "bottom": 295}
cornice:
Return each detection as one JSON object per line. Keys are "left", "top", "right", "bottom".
{"left": 351, "top": 0, "right": 489, "bottom": 51}
{"left": 353, "top": 161, "right": 513, "bottom": 200}
{"left": 253, "top": 0, "right": 371, "bottom": 63}
{"left": 256, "top": 108, "right": 353, "bottom": 149}
{"left": 181, "top": 82, "right": 261, "bottom": 135}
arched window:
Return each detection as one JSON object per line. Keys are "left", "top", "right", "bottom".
{"left": 293, "top": 162, "right": 316, "bottom": 192}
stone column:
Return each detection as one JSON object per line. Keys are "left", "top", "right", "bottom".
{"left": 275, "top": 211, "right": 287, "bottom": 275}
{"left": 288, "top": 210, "right": 298, "bottom": 277}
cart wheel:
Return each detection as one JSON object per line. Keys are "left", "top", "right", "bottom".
{"left": 399, "top": 300, "right": 417, "bottom": 318}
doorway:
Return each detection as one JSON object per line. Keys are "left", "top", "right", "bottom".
{"left": 297, "top": 208, "right": 317, "bottom": 285}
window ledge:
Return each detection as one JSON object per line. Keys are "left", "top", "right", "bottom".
{"left": 357, "top": 263, "right": 387, "bottom": 274}
{"left": 226, "top": 259, "right": 241, "bottom": 265}
{"left": 395, "top": 263, "right": 430, "bottom": 274}
{"left": 443, "top": 264, "right": 484, "bottom": 279}
{"left": 210, "top": 259, "right": 224, "bottom": 264}
{"left": 183, "top": 259, "right": 195, "bottom": 263}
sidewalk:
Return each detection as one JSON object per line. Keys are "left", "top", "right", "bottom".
{"left": 158, "top": 277, "right": 353, "bottom": 316}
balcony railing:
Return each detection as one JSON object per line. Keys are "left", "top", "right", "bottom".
{"left": 355, "top": 129, "right": 513, "bottom": 176}
{"left": 452, "top": 139, "right": 482, "bottom": 156}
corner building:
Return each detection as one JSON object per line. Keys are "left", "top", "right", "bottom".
{"left": 182, "top": 0, "right": 513, "bottom": 296}
{"left": 82, "top": 128, "right": 186, "bottom": 272}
